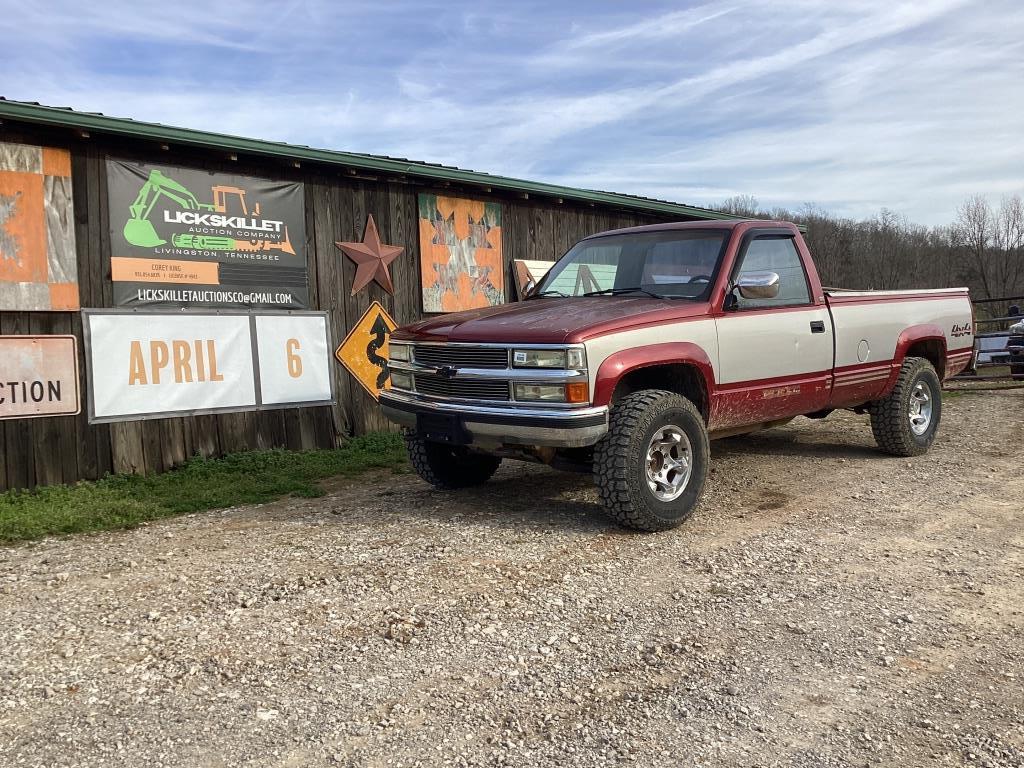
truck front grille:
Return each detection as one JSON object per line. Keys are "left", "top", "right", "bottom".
{"left": 413, "top": 373, "right": 511, "bottom": 401}
{"left": 413, "top": 345, "right": 509, "bottom": 369}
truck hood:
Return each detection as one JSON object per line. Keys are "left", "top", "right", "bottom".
{"left": 394, "top": 297, "right": 710, "bottom": 344}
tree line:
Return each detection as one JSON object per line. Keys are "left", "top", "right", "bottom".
{"left": 715, "top": 194, "right": 1024, "bottom": 304}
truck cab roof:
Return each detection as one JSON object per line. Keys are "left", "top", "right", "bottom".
{"left": 581, "top": 219, "right": 799, "bottom": 241}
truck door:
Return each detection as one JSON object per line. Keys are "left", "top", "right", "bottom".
{"left": 712, "top": 232, "right": 833, "bottom": 429}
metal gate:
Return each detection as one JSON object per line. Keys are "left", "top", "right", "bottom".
{"left": 950, "top": 295, "right": 1023, "bottom": 387}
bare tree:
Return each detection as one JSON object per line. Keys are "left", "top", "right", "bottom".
{"left": 956, "top": 195, "right": 995, "bottom": 298}
{"left": 710, "top": 191, "right": 1021, "bottom": 299}
{"left": 865, "top": 209, "right": 906, "bottom": 289}
{"left": 992, "top": 195, "right": 1024, "bottom": 296}
{"left": 719, "top": 194, "right": 761, "bottom": 217}
{"left": 924, "top": 226, "right": 963, "bottom": 289}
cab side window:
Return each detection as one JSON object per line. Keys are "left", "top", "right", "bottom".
{"left": 733, "top": 236, "right": 811, "bottom": 308}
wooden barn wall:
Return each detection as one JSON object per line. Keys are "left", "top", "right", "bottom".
{"left": 0, "top": 126, "right": 677, "bottom": 490}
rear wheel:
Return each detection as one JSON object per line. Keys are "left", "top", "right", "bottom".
{"left": 403, "top": 431, "right": 501, "bottom": 489}
{"left": 869, "top": 356, "right": 942, "bottom": 456}
{"left": 593, "top": 389, "right": 709, "bottom": 532}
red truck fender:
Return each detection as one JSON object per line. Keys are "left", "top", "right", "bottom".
{"left": 591, "top": 343, "right": 716, "bottom": 409}
{"left": 887, "top": 324, "right": 947, "bottom": 388}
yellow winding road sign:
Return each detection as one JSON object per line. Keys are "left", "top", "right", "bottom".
{"left": 335, "top": 301, "right": 397, "bottom": 400}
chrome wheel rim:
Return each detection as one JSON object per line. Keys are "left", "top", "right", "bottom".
{"left": 644, "top": 425, "right": 692, "bottom": 502}
{"left": 908, "top": 381, "right": 933, "bottom": 435}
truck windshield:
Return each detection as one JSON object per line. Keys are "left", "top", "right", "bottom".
{"left": 534, "top": 229, "right": 728, "bottom": 299}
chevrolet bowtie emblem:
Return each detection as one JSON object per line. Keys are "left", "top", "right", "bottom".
{"left": 435, "top": 365, "right": 459, "bottom": 379}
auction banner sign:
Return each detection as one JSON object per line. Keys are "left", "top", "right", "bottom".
{"left": 106, "top": 161, "right": 308, "bottom": 309}
{"left": 0, "top": 335, "right": 80, "bottom": 419}
{"left": 83, "top": 310, "right": 333, "bottom": 423}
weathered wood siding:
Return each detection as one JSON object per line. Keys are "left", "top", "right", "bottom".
{"left": 0, "top": 125, "right": 683, "bottom": 490}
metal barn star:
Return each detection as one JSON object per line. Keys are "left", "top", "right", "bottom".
{"left": 336, "top": 215, "right": 404, "bottom": 295}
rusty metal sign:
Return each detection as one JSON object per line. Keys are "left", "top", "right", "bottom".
{"left": 0, "top": 335, "right": 80, "bottom": 419}
{"left": 335, "top": 301, "right": 397, "bottom": 400}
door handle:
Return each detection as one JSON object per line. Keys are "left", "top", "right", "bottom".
{"left": 810, "top": 320, "right": 826, "bottom": 334}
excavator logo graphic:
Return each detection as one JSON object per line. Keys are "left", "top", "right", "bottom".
{"left": 123, "top": 169, "right": 295, "bottom": 255}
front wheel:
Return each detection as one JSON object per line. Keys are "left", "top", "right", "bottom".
{"left": 403, "top": 431, "right": 501, "bottom": 489}
{"left": 593, "top": 389, "right": 709, "bottom": 532}
{"left": 869, "top": 356, "right": 942, "bottom": 456}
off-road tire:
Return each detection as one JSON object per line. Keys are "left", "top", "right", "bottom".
{"left": 870, "top": 356, "right": 942, "bottom": 457}
{"left": 593, "top": 389, "right": 709, "bottom": 532}
{"left": 403, "top": 431, "right": 501, "bottom": 489}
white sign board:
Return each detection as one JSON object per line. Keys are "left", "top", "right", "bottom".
{"left": 0, "top": 335, "right": 80, "bottom": 419}
{"left": 84, "top": 310, "right": 333, "bottom": 423}
{"left": 255, "top": 314, "right": 332, "bottom": 405}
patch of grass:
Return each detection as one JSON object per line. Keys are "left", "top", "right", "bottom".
{"left": 0, "top": 432, "right": 408, "bottom": 545}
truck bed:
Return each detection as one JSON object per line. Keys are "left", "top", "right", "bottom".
{"left": 824, "top": 286, "right": 973, "bottom": 408}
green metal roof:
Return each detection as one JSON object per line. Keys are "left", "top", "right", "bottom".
{"left": 0, "top": 98, "right": 742, "bottom": 222}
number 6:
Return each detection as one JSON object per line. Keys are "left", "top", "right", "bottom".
{"left": 286, "top": 338, "right": 302, "bottom": 378}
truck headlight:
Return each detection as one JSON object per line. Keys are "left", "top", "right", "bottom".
{"left": 513, "top": 382, "right": 589, "bottom": 404}
{"left": 512, "top": 347, "right": 586, "bottom": 369}
{"left": 389, "top": 370, "right": 414, "bottom": 390}
{"left": 514, "top": 383, "right": 566, "bottom": 402}
{"left": 388, "top": 343, "right": 411, "bottom": 363}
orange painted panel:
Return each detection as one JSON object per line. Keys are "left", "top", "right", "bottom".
{"left": 48, "top": 282, "right": 80, "bottom": 310}
{"left": 0, "top": 171, "right": 47, "bottom": 283}
{"left": 418, "top": 193, "right": 504, "bottom": 313}
{"left": 41, "top": 147, "right": 71, "bottom": 178}
{"left": 435, "top": 196, "right": 485, "bottom": 241}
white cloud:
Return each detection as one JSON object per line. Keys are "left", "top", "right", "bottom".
{"left": 0, "top": 0, "right": 1021, "bottom": 224}
{"left": 561, "top": 4, "right": 737, "bottom": 50}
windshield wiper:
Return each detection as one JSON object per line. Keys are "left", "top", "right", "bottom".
{"left": 524, "top": 289, "right": 569, "bottom": 300}
{"left": 582, "top": 286, "right": 667, "bottom": 299}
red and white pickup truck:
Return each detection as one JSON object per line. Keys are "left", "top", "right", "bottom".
{"left": 382, "top": 220, "right": 974, "bottom": 531}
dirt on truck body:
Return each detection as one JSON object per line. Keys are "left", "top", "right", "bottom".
{"left": 1, "top": 392, "right": 1022, "bottom": 767}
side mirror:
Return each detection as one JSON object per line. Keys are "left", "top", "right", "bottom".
{"left": 522, "top": 278, "right": 536, "bottom": 299}
{"left": 735, "top": 271, "right": 780, "bottom": 300}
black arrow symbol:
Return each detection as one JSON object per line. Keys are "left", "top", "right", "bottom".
{"left": 366, "top": 313, "right": 391, "bottom": 389}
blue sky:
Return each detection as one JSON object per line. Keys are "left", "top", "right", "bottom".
{"left": 2, "top": 0, "right": 1021, "bottom": 224}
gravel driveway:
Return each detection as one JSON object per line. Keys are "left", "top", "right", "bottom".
{"left": 1, "top": 392, "right": 1022, "bottom": 768}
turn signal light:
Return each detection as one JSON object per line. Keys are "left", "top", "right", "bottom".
{"left": 566, "top": 382, "right": 589, "bottom": 403}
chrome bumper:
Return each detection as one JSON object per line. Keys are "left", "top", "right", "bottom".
{"left": 379, "top": 390, "right": 609, "bottom": 448}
